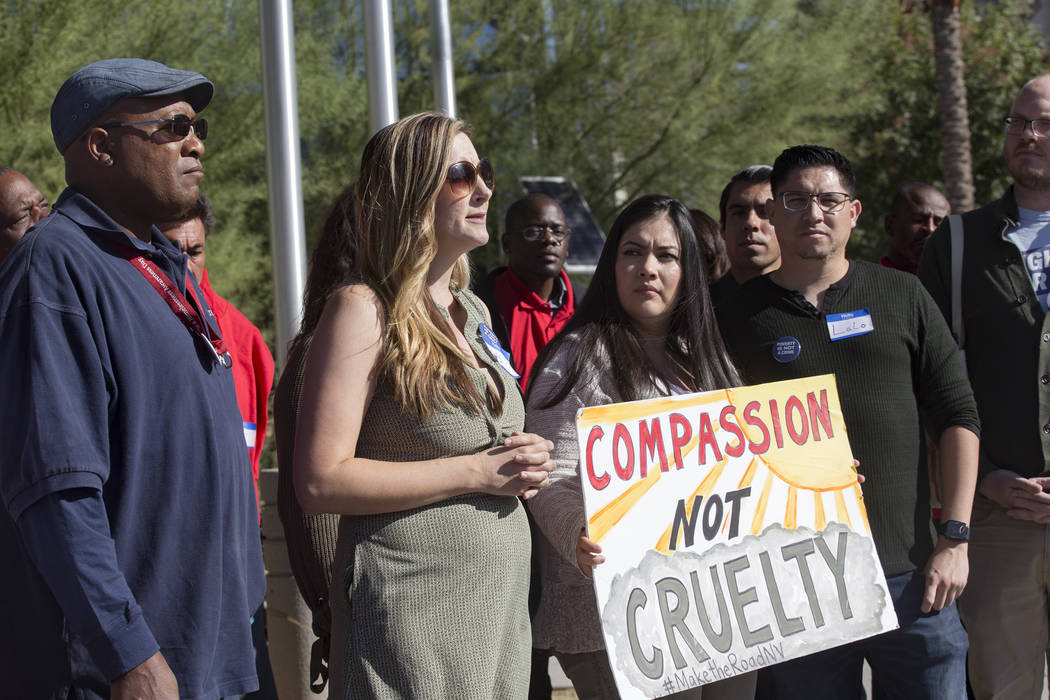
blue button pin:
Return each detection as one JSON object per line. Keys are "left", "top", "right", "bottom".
{"left": 773, "top": 336, "right": 801, "bottom": 363}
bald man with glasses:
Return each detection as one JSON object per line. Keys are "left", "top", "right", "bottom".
{"left": 921, "top": 74, "right": 1050, "bottom": 700}
{"left": 0, "top": 167, "right": 49, "bottom": 265}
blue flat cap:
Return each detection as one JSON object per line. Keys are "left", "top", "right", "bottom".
{"left": 51, "top": 58, "right": 213, "bottom": 154}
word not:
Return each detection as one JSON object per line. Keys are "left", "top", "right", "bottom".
{"left": 585, "top": 390, "right": 833, "bottom": 490}
{"left": 668, "top": 488, "right": 752, "bottom": 551}
{"left": 625, "top": 532, "right": 852, "bottom": 680}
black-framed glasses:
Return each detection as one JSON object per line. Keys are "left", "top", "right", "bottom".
{"left": 98, "top": 114, "right": 208, "bottom": 141}
{"left": 1004, "top": 116, "right": 1050, "bottom": 138}
{"left": 446, "top": 158, "right": 494, "bottom": 197}
{"left": 780, "top": 191, "right": 852, "bottom": 214}
{"left": 519, "top": 224, "right": 569, "bottom": 242}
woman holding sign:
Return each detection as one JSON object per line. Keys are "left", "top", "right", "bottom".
{"left": 525, "top": 194, "right": 754, "bottom": 699}
{"left": 294, "top": 112, "right": 555, "bottom": 699}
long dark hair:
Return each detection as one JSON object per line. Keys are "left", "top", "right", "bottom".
{"left": 529, "top": 194, "right": 740, "bottom": 408}
{"left": 286, "top": 184, "right": 356, "bottom": 358}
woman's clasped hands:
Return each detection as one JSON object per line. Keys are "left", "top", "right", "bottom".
{"left": 474, "top": 431, "right": 556, "bottom": 500}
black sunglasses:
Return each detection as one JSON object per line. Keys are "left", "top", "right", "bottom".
{"left": 98, "top": 114, "right": 207, "bottom": 141}
{"left": 447, "top": 158, "right": 494, "bottom": 197}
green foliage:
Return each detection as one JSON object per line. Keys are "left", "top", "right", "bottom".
{"left": 0, "top": 0, "right": 1044, "bottom": 473}
{"left": 0, "top": 0, "right": 1046, "bottom": 342}
{"left": 0, "top": 0, "right": 371, "bottom": 350}
{"left": 450, "top": 0, "right": 883, "bottom": 272}
{"left": 849, "top": 0, "right": 1049, "bottom": 260}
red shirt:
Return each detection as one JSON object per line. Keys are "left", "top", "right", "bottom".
{"left": 879, "top": 254, "right": 917, "bottom": 275}
{"left": 492, "top": 268, "right": 575, "bottom": 390}
{"left": 200, "top": 270, "right": 275, "bottom": 502}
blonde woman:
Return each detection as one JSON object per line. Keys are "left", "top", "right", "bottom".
{"left": 294, "top": 112, "right": 555, "bottom": 699}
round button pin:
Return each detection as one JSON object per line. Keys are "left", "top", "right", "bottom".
{"left": 773, "top": 336, "right": 802, "bottom": 363}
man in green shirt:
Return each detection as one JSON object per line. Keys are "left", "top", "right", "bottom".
{"left": 718, "top": 144, "right": 979, "bottom": 699}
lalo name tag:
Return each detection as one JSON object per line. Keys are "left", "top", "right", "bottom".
{"left": 826, "top": 309, "right": 874, "bottom": 341}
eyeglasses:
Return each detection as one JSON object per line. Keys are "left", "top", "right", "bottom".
{"left": 98, "top": 114, "right": 208, "bottom": 141}
{"left": 780, "top": 191, "right": 852, "bottom": 214}
{"left": 1004, "top": 116, "right": 1050, "bottom": 139}
{"left": 446, "top": 158, "right": 494, "bottom": 197}
{"left": 519, "top": 224, "right": 569, "bottom": 242}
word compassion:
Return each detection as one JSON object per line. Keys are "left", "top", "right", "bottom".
{"left": 585, "top": 390, "right": 834, "bottom": 490}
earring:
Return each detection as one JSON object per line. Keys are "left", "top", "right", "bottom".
{"left": 103, "top": 156, "right": 113, "bottom": 165}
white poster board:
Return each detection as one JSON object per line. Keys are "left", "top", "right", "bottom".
{"left": 576, "top": 375, "right": 898, "bottom": 698}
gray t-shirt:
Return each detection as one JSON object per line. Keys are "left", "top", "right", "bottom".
{"left": 1006, "top": 206, "right": 1050, "bottom": 312}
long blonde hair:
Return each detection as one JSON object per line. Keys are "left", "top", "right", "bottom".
{"left": 354, "top": 111, "right": 493, "bottom": 418}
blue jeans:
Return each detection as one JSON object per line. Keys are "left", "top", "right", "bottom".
{"left": 762, "top": 569, "right": 968, "bottom": 700}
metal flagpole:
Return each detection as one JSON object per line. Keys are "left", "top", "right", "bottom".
{"left": 364, "top": 0, "right": 400, "bottom": 134}
{"left": 259, "top": 0, "right": 307, "bottom": 367}
{"left": 258, "top": 1, "right": 311, "bottom": 697}
{"left": 430, "top": 0, "right": 456, "bottom": 118}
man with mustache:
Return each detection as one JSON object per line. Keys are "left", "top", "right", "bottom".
{"left": 920, "top": 74, "right": 1050, "bottom": 699}
{"left": 0, "top": 59, "right": 265, "bottom": 698}
{"left": 719, "top": 144, "right": 978, "bottom": 699}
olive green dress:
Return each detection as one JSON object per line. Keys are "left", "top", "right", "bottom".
{"left": 328, "top": 289, "right": 531, "bottom": 699}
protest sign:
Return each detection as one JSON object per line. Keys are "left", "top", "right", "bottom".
{"left": 576, "top": 374, "right": 897, "bottom": 698}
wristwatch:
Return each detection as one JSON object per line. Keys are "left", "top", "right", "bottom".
{"left": 936, "top": 519, "right": 970, "bottom": 541}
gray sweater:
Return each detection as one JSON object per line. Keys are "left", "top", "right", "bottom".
{"left": 525, "top": 331, "right": 662, "bottom": 652}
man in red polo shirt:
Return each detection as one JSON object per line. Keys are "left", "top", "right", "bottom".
{"left": 158, "top": 195, "right": 274, "bottom": 491}
{"left": 476, "top": 194, "right": 584, "bottom": 390}
{"left": 158, "top": 194, "right": 277, "bottom": 699}
{"left": 882, "top": 182, "right": 950, "bottom": 274}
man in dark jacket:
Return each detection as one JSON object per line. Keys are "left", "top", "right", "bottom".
{"left": 919, "top": 73, "right": 1050, "bottom": 699}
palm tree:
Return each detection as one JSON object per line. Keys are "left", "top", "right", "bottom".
{"left": 930, "top": 0, "right": 976, "bottom": 212}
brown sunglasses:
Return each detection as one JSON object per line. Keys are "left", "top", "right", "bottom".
{"left": 447, "top": 158, "right": 494, "bottom": 197}
{"left": 97, "top": 114, "right": 207, "bottom": 141}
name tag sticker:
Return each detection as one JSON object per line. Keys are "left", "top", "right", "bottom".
{"left": 478, "top": 322, "right": 521, "bottom": 378}
{"left": 243, "top": 421, "right": 257, "bottom": 449}
{"left": 826, "top": 309, "right": 874, "bottom": 341}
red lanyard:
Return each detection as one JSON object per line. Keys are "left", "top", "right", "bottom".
{"left": 112, "top": 240, "right": 232, "bottom": 368}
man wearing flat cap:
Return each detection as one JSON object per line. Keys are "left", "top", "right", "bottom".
{"left": 0, "top": 58, "right": 265, "bottom": 698}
